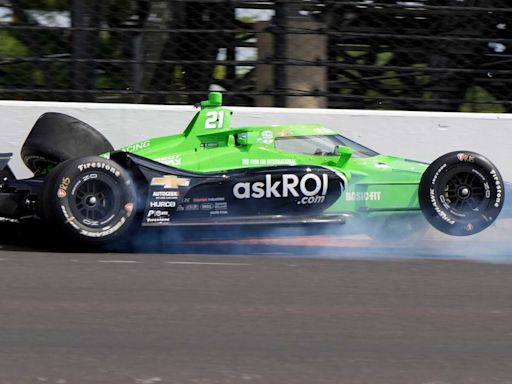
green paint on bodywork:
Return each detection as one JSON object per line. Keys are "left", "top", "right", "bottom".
{"left": 116, "top": 93, "right": 428, "bottom": 219}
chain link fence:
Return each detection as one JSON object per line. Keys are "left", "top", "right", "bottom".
{"left": 1, "top": 1, "right": 511, "bottom": 111}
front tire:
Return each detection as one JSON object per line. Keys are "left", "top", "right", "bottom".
{"left": 40, "top": 156, "right": 138, "bottom": 246}
{"left": 418, "top": 151, "right": 504, "bottom": 236}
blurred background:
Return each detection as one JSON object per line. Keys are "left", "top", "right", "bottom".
{"left": 0, "top": 0, "right": 511, "bottom": 111}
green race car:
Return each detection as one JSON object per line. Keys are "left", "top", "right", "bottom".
{"left": 0, "top": 92, "right": 505, "bottom": 246}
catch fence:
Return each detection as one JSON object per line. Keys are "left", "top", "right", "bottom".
{"left": 1, "top": 1, "right": 511, "bottom": 111}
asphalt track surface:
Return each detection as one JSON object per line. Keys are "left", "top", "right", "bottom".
{"left": 1, "top": 224, "right": 512, "bottom": 384}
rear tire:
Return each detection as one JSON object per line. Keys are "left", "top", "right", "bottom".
{"left": 40, "top": 156, "right": 138, "bottom": 246}
{"left": 22, "top": 113, "right": 114, "bottom": 174}
{"left": 418, "top": 151, "right": 504, "bottom": 236}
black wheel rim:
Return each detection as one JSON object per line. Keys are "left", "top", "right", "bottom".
{"left": 73, "top": 178, "right": 118, "bottom": 224}
{"left": 440, "top": 169, "right": 486, "bottom": 216}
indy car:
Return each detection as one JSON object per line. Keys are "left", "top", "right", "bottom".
{"left": 0, "top": 92, "right": 505, "bottom": 246}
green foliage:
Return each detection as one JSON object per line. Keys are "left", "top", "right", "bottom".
{"left": 213, "top": 65, "right": 227, "bottom": 80}
{"left": 0, "top": 31, "right": 29, "bottom": 57}
{"left": 460, "top": 86, "right": 506, "bottom": 113}
{"left": 1, "top": 1, "right": 511, "bottom": 109}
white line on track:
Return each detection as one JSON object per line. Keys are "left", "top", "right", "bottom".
{"left": 98, "top": 260, "right": 141, "bottom": 264}
{"left": 166, "top": 261, "right": 251, "bottom": 266}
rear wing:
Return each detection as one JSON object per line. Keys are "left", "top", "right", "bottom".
{"left": 0, "top": 153, "right": 16, "bottom": 181}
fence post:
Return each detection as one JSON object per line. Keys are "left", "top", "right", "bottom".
{"left": 273, "top": 0, "right": 288, "bottom": 107}
{"left": 71, "top": 0, "right": 100, "bottom": 101}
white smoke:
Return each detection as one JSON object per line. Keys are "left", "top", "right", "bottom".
{"left": 125, "top": 213, "right": 512, "bottom": 265}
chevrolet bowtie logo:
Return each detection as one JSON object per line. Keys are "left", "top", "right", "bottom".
{"left": 151, "top": 175, "right": 191, "bottom": 189}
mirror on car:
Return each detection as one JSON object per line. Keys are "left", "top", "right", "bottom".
{"left": 335, "top": 145, "right": 353, "bottom": 166}
{"left": 335, "top": 145, "right": 353, "bottom": 156}
{"left": 236, "top": 131, "right": 259, "bottom": 146}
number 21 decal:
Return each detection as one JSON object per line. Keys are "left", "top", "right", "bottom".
{"left": 205, "top": 111, "right": 225, "bottom": 129}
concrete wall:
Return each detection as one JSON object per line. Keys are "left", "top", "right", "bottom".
{"left": 1, "top": 100, "right": 511, "bottom": 180}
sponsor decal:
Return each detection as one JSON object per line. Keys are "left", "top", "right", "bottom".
{"left": 122, "top": 140, "right": 150, "bottom": 152}
{"left": 150, "top": 175, "right": 190, "bottom": 189}
{"left": 145, "top": 177, "right": 186, "bottom": 224}
{"left": 457, "top": 153, "right": 475, "bottom": 162}
{"left": 77, "top": 162, "right": 121, "bottom": 177}
{"left": 147, "top": 209, "right": 170, "bottom": 217}
{"left": 490, "top": 169, "right": 503, "bottom": 208}
{"left": 152, "top": 191, "right": 179, "bottom": 198}
{"left": 258, "top": 130, "right": 274, "bottom": 145}
{"left": 201, "top": 203, "right": 214, "bottom": 210}
{"left": 57, "top": 176, "right": 71, "bottom": 198}
{"left": 201, "top": 142, "right": 219, "bottom": 148}
{"left": 155, "top": 154, "right": 182, "bottom": 167}
{"left": 345, "top": 191, "right": 382, "bottom": 201}
{"left": 215, "top": 202, "right": 228, "bottom": 210}
{"left": 193, "top": 197, "right": 225, "bottom": 203}
{"left": 146, "top": 209, "right": 171, "bottom": 223}
{"left": 313, "top": 127, "right": 334, "bottom": 134}
{"left": 59, "top": 177, "right": 70, "bottom": 190}
{"left": 242, "top": 158, "right": 297, "bottom": 166}
{"left": 150, "top": 201, "right": 176, "bottom": 208}
{"left": 233, "top": 173, "right": 330, "bottom": 205}
{"left": 297, "top": 195, "right": 326, "bottom": 205}
{"left": 185, "top": 204, "right": 199, "bottom": 211}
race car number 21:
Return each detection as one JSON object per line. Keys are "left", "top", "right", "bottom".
{"left": 205, "top": 111, "right": 225, "bottom": 129}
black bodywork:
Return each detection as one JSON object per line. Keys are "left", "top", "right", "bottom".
{"left": 0, "top": 151, "right": 347, "bottom": 227}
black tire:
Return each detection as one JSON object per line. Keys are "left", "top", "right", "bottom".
{"left": 21, "top": 113, "right": 114, "bottom": 174}
{"left": 40, "top": 156, "right": 138, "bottom": 246}
{"left": 418, "top": 151, "right": 504, "bottom": 236}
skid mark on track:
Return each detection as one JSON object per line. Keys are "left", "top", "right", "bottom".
{"left": 166, "top": 261, "right": 252, "bottom": 266}
{"left": 183, "top": 235, "right": 374, "bottom": 248}
{"left": 98, "top": 260, "right": 141, "bottom": 264}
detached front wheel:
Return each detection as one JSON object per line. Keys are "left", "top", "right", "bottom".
{"left": 40, "top": 156, "right": 138, "bottom": 246}
{"left": 418, "top": 151, "right": 504, "bottom": 236}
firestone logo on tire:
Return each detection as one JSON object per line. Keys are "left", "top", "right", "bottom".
{"left": 490, "top": 168, "right": 503, "bottom": 208}
{"left": 78, "top": 162, "right": 121, "bottom": 177}
{"left": 233, "top": 173, "right": 335, "bottom": 204}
